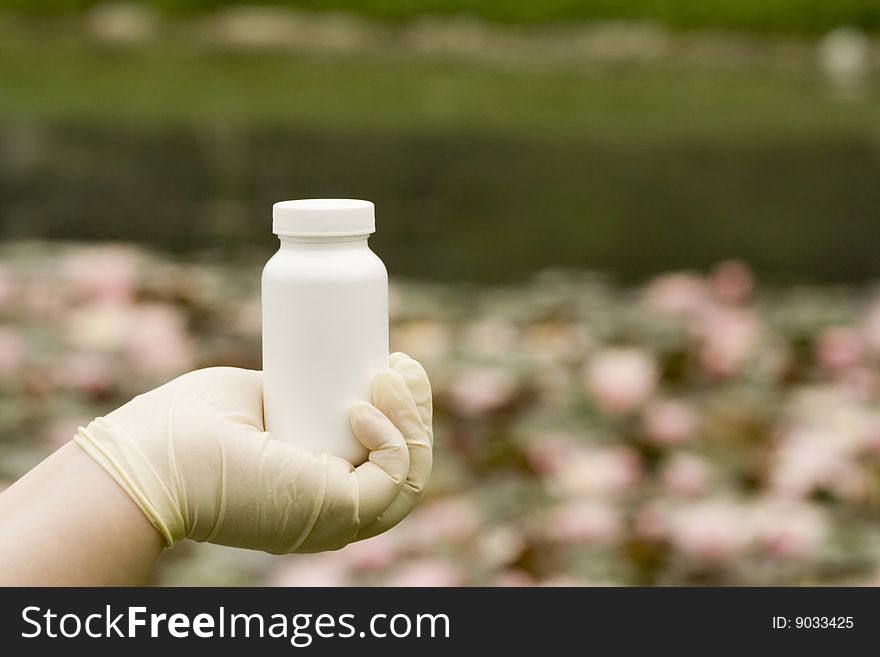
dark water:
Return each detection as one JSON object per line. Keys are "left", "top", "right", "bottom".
{"left": 2, "top": 122, "right": 879, "bottom": 283}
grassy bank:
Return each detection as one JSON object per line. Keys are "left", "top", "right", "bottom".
{"left": 1, "top": 36, "right": 879, "bottom": 283}
{"left": 0, "top": 40, "right": 879, "bottom": 142}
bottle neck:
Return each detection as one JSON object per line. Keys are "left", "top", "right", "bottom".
{"left": 277, "top": 234, "right": 371, "bottom": 251}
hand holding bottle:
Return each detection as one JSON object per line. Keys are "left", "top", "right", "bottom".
{"left": 73, "top": 353, "right": 433, "bottom": 554}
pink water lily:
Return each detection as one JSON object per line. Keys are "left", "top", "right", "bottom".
{"left": 584, "top": 347, "right": 658, "bottom": 415}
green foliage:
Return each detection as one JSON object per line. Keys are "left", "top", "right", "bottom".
{"left": 6, "top": 0, "right": 880, "bottom": 33}
{"left": 1, "top": 38, "right": 879, "bottom": 282}
{"left": 1, "top": 43, "right": 879, "bottom": 141}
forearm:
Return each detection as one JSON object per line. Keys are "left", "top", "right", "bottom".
{"left": 0, "top": 441, "right": 165, "bottom": 586}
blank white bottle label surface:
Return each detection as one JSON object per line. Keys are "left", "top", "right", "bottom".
{"left": 262, "top": 199, "right": 388, "bottom": 465}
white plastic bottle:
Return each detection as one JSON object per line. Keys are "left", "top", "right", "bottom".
{"left": 262, "top": 199, "right": 388, "bottom": 465}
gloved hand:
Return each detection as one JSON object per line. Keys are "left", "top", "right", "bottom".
{"left": 73, "top": 352, "right": 432, "bottom": 554}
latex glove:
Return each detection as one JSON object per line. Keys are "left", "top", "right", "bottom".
{"left": 74, "top": 352, "right": 432, "bottom": 554}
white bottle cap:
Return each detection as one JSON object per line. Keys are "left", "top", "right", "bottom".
{"left": 273, "top": 199, "right": 375, "bottom": 237}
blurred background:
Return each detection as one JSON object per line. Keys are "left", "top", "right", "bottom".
{"left": 1, "top": 1, "right": 880, "bottom": 586}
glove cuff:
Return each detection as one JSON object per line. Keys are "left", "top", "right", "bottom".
{"left": 74, "top": 417, "right": 185, "bottom": 547}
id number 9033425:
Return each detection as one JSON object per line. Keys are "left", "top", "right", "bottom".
{"left": 772, "top": 616, "right": 854, "bottom": 629}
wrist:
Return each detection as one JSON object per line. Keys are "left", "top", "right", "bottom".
{"left": 75, "top": 417, "right": 183, "bottom": 547}
{"left": 0, "top": 441, "right": 165, "bottom": 585}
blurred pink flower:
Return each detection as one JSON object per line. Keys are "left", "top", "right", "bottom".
{"left": 837, "top": 366, "right": 879, "bottom": 400}
{"left": 546, "top": 500, "right": 622, "bottom": 545}
{"left": 404, "top": 496, "right": 481, "bottom": 548}
{"left": 768, "top": 429, "right": 834, "bottom": 499}
{"left": 463, "top": 319, "right": 519, "bottom": 360}
{"left": 22, "top": 278, "right": 69, "bottom": 321}
{"left": 57, "top": 352, "right": 115, "bottom": 397}
{"left": 770, "top": 425, "right": 865, "bottom": 501}
{"left": 124, "top": 304, "right": 196, "bottom": 378}
{"left": 270, "top": 554, "right": 350, "bottom": 587}
{"left": 525, "top": 432, "right": 578, "bottom": 475}
{"left": 669, "top": 500, "right": 751, "bottom": 563}
{"left": 752, "top": 499, "right": 827, "bottom": 561}
{"left": 816, "top": 326, "right": 865, "bottom": 373}
{"left": 634, "top": 502, "right": 670, "bottom": 541}
{"left": 643, "top": 399, "right": 698, "bottom": 446}
{"left": 553, "top": 445, "right": 641, "bottom": 497}
{"left": 785, "top": 386, "right": 870, "bottom": 452}
{"left": 494, "top": 570, "right": 536, "bottom": 587}
{"left": 643, "top": 272, "right": 709, "bottom": 318}
{"left": 710, "top": 260, "right": 754, "bottom": 305}
{"left": 64, "top": 245, "right": 140, "bottom": 305}
{"left": 584, "top": 347, "right": 658, "bottom": 415}
{"left": 0, "top": 327, "right": 26, "bottom": 375}
{"left": 341, "top": 533, "right": 398, "bottom": 572}
{"left": 476, "top": 526, "right": 526, "bottom": 569}
{"left": 67, "top": 302, "right": 133, "bottom": 351}
{"left": 23, "top": 363, "right": 56, "bottom": 398}
{"left": 825, "top": 462, "right": 868, "bottom": 502}
{"left": 661, "top": 453, "right": 712, "bottom": 497}
{"left": 522, "top": 321, "right": 591, "bottom": 364}
{"left": 448, "top": 367, "right": 516, "bottom": 416}
{"left": 392, "top": 320, "right": 451, "bottom": 364}
{"left": 384, "top": 559, "right": 464, "bottom": 587}
{"left": 696, "top": 307, "right": 759, "bottom": 378}
{"left": 71, "top": 301, "right": 194, "bottom": 378}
